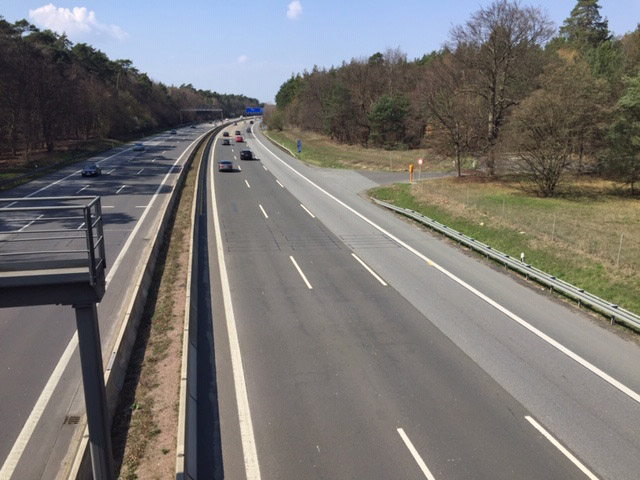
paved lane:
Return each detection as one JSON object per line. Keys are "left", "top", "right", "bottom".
{"left": 201, "top": 122, "right": 606, "bottom": 479}
{"left": 0, "top": 125, "right": 214, "bottom": 479}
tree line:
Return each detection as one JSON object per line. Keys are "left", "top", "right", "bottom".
{"left": 0, "top": 17, "right": 261, "bottom": 158}
{"left": 269, "top": 0, "right": 640, "bottom": 196}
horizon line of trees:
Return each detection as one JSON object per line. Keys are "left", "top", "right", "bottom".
{"left": 0, "top": 17, "right": 261, "bottom": 158}
{"left": 268, "top": 0, "right": 640, "bottom": 196}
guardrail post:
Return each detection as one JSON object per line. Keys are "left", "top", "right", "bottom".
{"left": 74, "top": 303, "right": 115, "bottom": 480}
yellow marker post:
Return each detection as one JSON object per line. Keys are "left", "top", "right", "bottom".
{"left": 409, "top": 164, "right": 414, "bottom": 184}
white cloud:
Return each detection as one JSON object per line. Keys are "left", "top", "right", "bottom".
{"left": 286, "top": 1, "right": 302, "bottom": 20}
{"left": 237, "top": 54, "right": 248, "bottom": 64}
{"left": 29, "top": 4, "right": 128, "bottom": 40}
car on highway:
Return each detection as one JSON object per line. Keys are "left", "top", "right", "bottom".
{"left": 240, "top": 149, "right": 253, "bottom": 160}
{"left": 133, "top": 143, "right": 145, "bottom": 151}
{"left": 222, "top": 138, "right": 231, "bottom": 145}
{"left": 235, "top": 130, "right": 241, "bottom": 135}
{"left": 81, "top": 164, "right": 101, "bottom": 177}
{"left": 235, "top": 135, "right": 244, "bottom": 143}
{"left": 218, "top": 160, "right": 234, "bottom": 172}
{"left": 223, "top": 131, "right": 230, "bottom": 137}
{"left": 170, "top": 129, "right": 177, "bottom": 134}
{"left": 246, "top": 127, "right": 251, "bottom": 133}
{"left": 250, "top": 120, "right": 254, "bottom": 124}
{"left": 190, "top": 124, "right": 196, "bottom": 129}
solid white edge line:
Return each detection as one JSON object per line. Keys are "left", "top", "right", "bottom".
{"left": 289, "top": 256, "right": 313, "bottom": 289}
{"left": 253, "top": 131, "right": 640, "bottom": 406}
{"left": 275, "top": 179, "right": 284, "bottom": 188}
{"left": 351, "top": 253, "right": 387, "bottom": 286}
{"left": 209, "top": 143, "right": 262, "bottom": 479}
{"left": 525, "top": 416, "right": 599, "bottom": 480}
{"left": 300, "top": 203, "right": 315, "bottom": 218}
{"left": 0, "top": 131, "right": 209, "bottom": 478}
{"left": 245, "top": 180, "right": 251, "bottom": 188}
{"left": 258, "top": 204, "right": 268, "bottom": 219}
{"left": 397, "top": 428, "right": 436, "bottom": 480}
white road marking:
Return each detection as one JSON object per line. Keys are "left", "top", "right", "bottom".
{"left": 102, "top": 205, "right": 114, "bottom": 208}
{"left": 106, "top": 169, "right": 115, "bottom": 175}
{"left": 209, "top": 145, "right": 262, "bottom": 479}
{"left": 77, "top": 222, "right": 85, "bottom": 230}
{"left": 136, "top": 168, "right": 144, "bottom": 175}
{"left": 290, "top": 256, "right": 313, "bottom": 289}
{"left": 0, "top": 334, "right": 79, "bottom": 478}
{"left": 263, "top": 165, "right": 268, "bottom": 171}
{"left": 525, "top": 416, "right": 599, "bottom": 480}
{"left": 258, "top": 204, "right": 268, "bottom": 219}
{"left": 152, "top": 158, "right": 156, "bottom": 163}
{"left": 135, "top": 205, "right": 148, "bottom": 208}
{"left": 351, "top": 253, "right": 387, "bottom": 286}
{"left": 238, "top": 166, "right": 242, "bottom": 172}
{"left": 300, "top": 203, "right": 315, "bottom": 218}
{"left": 397, "top": 428, "right": 436, "bottom": 480}
{"left": 245, "top": 180, "right": 251, "bottom": 188}
{"left": 116, "top": 185, "right": 126, "bottom": 194}
{"left": 0, "top": 131, "right": 211, "bottom": 478}
{"left": 234, "top": 155, "right": 237, "bottom": 161}
{"left": 18, "top": 214, "right": 43, "bottom": 232}
{"left": 276, "top": 180, "right": 284, "bottom": 189}
{"left": 75, "top": 185, "right": 90, "bottom": 194}
{"left": 254, "top": 133, "right": 640, "bottom": 406}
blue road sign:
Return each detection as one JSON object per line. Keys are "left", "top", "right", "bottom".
{"left": 245, "top": 107, "right": 264, "bottom": 115}
{"left": 297, "top": 139, "right": 302, "bottom": 153}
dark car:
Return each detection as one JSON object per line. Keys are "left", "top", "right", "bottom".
{"left": 235, "top": 135, "right": 244, "bottom": 143}
{"left": 249, "top": 120, "right": 254, "bottom": 124}
{"left": 81, "top": 164, "right": 101, "bottom": 177}
{"left": 190, "top": 124, "right": 196, "bottom": 129}
{"left": 218, "top": 160, "right": 233, "bottom": 172}
{"left": 234, "top": 130, "right": 241, "bottom": 135}
{"left": 222, "top": 138, "right": 231, "bottom": 145}
{"left": 223, "top": 131, "right": 230, "bottom": 137}
{"left": 133, "top": 143, "right": 145, "bottom": 152}
{"left": 246, "top": 127, "right": 251, "bottom": 134}
{"left": 240, "top": 150, "right": 253, "bottom": 160}
{"left": 170, "top": 129, "right": 177, "bottom": 134}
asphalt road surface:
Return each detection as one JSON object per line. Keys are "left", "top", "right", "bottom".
{"left": 199, "top": 121, "right": 640, "bottom": 479}
{"left": 0, "top": 124, "right": 214, "bottom": 479}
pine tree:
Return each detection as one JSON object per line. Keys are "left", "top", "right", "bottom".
{"left": 559, "top": 0, "right": 610, "bottom": 50}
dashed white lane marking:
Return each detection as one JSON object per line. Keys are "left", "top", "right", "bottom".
{"left": 525, "top": 416, "right": 599, "bottom": 480}
{"left": 238, "top": 166, "right": 242, "bottom": 172}
{"left": 0, "top": 130, "right": 211, "bottom": 479}
{"left": 106, "top": 169, "right": 115, "bottom": 175}
{"left": 263, "top": 165, "right": 268, "bottom": 171}
{"left": 253, "top": 132, "right": 640, "bottom": 406}
{"left": 351, "top": 253, "right": 387, "bottom": 286}
{"left": 290, "top": 256, "right": 313, "bottom": 289}
{"left": 18, "top": 214, "right": 43, "bottom": 232}
{"left": 209, "top": 143, "right": 261, "bottom": 479}
{"left": 234, "top": 155, "right": 237, "bottom": 161}
{"left": 397, "top": 428, "right": 436, "bottom": 480}
{"left": 116, "top": 185, "right": 126, "bottom": 194}
{"left": 136, "top": 168, "right": 144, "bottom": 175}
{"left": 77, "top": 222, "right": 85, "bottom": 230}
{"left": 102, "top": 205, "right": 114, "bottom": 208}
{"left": 300, "top": 203, "right": 315, "bottom": 218}
{"left": 245, "top": 180, "right": 251, "bottom": 188}
{"left": 75, "top": 185, "right": 90, "bottom": 194}
{"left": 276, "top": 180, "right": 284, "bottom": 189}
{"left": 258, "top": 204, "right": 268, "bottom": 219}
{"left": 135, "top": 205, "right": 148, "bottom": 208}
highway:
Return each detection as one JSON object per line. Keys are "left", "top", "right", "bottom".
{"left": 0, "top": 124, "right": 215, "bottom": 479}
{"left": 200, "top": 121, "right": 640, "bottom": 479}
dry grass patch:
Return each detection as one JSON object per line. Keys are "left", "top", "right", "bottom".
{"left": 265, "top": 128, "right": 460, "bottom": 172}
{"left": 371, "top": 176, "right": 640, "bottom": 314}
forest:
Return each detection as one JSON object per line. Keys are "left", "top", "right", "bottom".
{"left": 0, "top": 17, "right": 260, "bottom": 159}
{"left": 269, "top": 0, "right": 640, "bottom": 196}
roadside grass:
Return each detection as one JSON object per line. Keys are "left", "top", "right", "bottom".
{"left": 370, "top": 176, "right": 640, "bottom": 315}
{"left": 265, "top": 127, "right": 459, "bottom": 172}
{"left": 111, "top": 134, "right": 208, "bottom": 479}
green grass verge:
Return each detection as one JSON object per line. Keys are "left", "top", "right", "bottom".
{"left": 370, "top": 183, "right": 640, "bottom": 316}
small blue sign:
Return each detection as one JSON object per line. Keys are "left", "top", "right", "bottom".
{"left": 245, "top": 107, "right": 264, "bottom": 115}
{"left": 297, "top": 139, "right": 302, "bottom": 153}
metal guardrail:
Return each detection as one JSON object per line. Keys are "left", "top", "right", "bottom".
{"left": 0, "top": 196, "right": 106, "bottom": 287}
{"left": 373, "top": 198, "right": 640, "bottom": 331}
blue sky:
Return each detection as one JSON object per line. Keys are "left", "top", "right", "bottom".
{"left": 2, "top": 1, "right": 640, "bottom": 103}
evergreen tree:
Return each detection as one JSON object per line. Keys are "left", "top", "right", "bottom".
{"left": 559, "top": 0, "right": 610, "bottom": 50}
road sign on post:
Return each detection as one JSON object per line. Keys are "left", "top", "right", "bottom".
{"left": 245, "top": 107, "right": 264, "bottom": 115}
{"left": 297, "top": 139, "right": 302, "bottom": 154}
